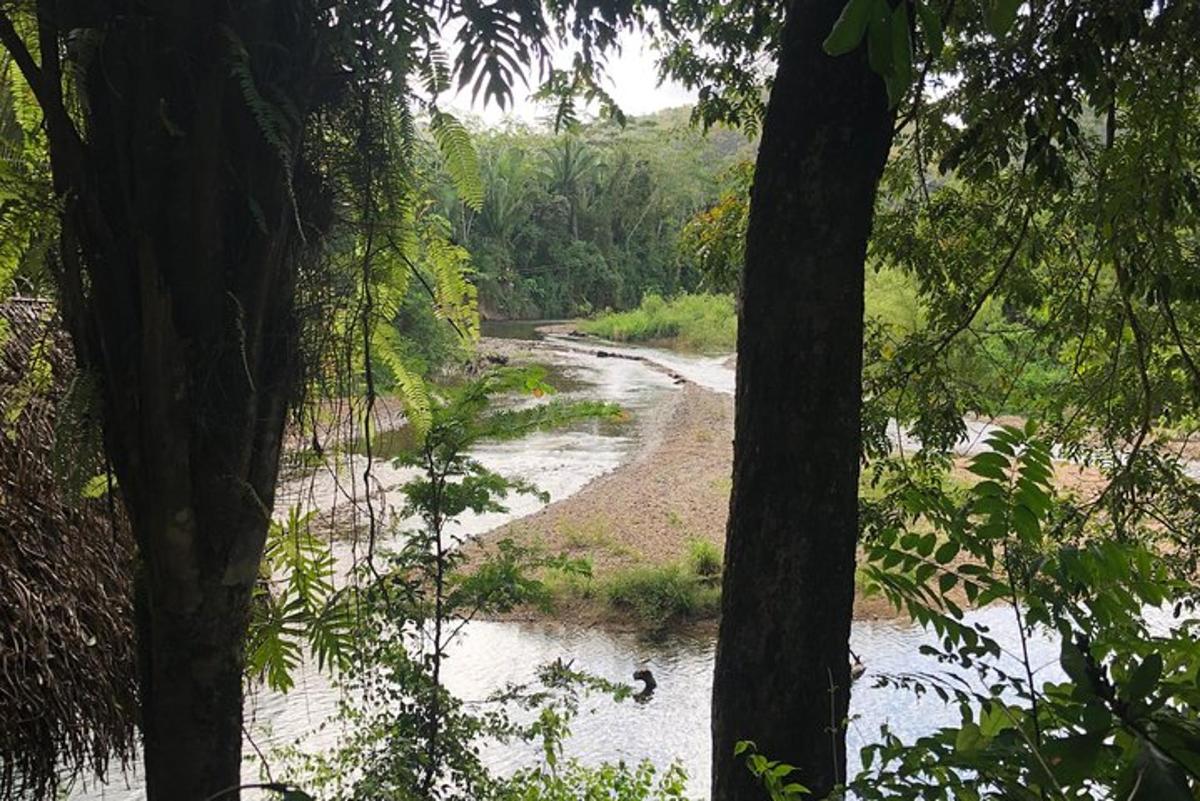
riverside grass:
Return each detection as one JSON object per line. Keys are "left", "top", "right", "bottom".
{"left": 582, "top": 293, "right": 736, "bottom": 352}
{"left": 579, "top": 275, "right": 928, "bottom": 353}
{"left": 543, "top": 539, "right": 723, "bottom": 626}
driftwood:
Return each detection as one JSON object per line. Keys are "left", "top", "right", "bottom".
{"left": 0, "top": 299, "right": 137, "bottom": 799}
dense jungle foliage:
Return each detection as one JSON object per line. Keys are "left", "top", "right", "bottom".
{"left": 3, "top": 1, "right": 1200, "bottom": 800}
{"left": 429, "top": 109, "right": 753, "bottom": 319}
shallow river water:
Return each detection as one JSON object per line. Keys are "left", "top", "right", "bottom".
{"left": 71, "top": 324, "right": 1068, "bottom": 800}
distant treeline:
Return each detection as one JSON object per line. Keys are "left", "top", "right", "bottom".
{"left": 430, "top": 107, "right": 754, "bottom": 319}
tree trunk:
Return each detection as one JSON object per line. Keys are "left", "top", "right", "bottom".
{"left": 137, "top": 551, "right": 253, "bottom": 798}
{"left": 711, "top": 3, "right": 894, "bottom": 799}
{"left": 1, "top": 4, "right": 316, "bottom": 798}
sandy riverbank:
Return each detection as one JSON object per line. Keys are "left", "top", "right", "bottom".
{"left": 471, "top": 329, "right": 1117, "bottom": 629}
{"left": 472, "top": 369, "right": 908, "bottom": 625}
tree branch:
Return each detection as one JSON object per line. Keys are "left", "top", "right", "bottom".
{"left": 0, "top": 8, "right": 45, "bottom": 104}
{"left": 930, "top": 204, "right": 1033, "bottom": 362}
{"left": 0, "top": 6, "right": 84, "bottom": 184}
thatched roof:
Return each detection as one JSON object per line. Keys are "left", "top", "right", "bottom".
{"left": 0, "top": 298, "right": 137, "bottom": 799}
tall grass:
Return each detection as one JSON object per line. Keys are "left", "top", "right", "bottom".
{"left": 582, "top": 273, "right": 1066, "bottom": 415}
{"left": 581, "top": 293, "right": 737, "bottom": 352}
{"left": 579, "top": 275, "right": 920, "bottom": 354}
{"left": 542, "top": 539, "right": 724, "bottom": 626}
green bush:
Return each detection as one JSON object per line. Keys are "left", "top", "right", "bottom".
{"left": 604, "top": 563, "right": 721, "bottom": 624}
{"left": 581, "top": 292, "right": 737, "bottom": 352}
{"left": 503, "top": 757, "right": 690, "bottom": 801}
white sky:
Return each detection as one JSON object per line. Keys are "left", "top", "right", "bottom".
{"left": 443, "top": 29, "right": 697, "bottom": 127}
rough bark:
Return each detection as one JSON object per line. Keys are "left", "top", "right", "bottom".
{"left": 711, "top": 2, "right": 895, "bottom": 799}
{"left": 1, "top": 3, "right": 320, "bottom": 798}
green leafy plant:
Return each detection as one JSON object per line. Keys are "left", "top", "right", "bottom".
{"left": 582, "top": 292, "right": 737, "bottom": 352}
{"left": 246, "top": 507, "right": 355, "bottom": 694}
{"left": 853, "top": 424, "right": 1200, "bottom": 800}
{"left": 686, "top": 538, "right": 723, "bottom": 580}
{"left": 735, "top": 742, "right": 810, "bottom": 801}
{"left": 278, "top": 367, "right": 630, "bottom": 800}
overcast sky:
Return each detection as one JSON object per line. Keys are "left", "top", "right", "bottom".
{"left": 443, "top": 29, "right": 697, "bottom": 126}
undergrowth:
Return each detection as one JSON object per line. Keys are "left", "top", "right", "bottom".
{"left": 543, "top": 539, "right": 724, "bottom": 627}
{"left": 582, "top": 293, "right": 736, "bottom": 352}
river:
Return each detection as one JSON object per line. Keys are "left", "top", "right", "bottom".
{"left": 70, "top": 322, "right": 1066, "bottom": 800}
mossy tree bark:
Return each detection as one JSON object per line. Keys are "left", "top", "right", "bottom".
{"left": 712, "top": 1, "right": 895, "bottom": 798}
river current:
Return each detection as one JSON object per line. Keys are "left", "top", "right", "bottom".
{"left": 71, "top": 323, "right": 1067, "bottom": 800}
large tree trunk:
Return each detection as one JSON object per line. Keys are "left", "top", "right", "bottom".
{"left": 136, "top": 550, "right": 255, "bottom": 796}
{"left": 711, "top": 2, "right": 894, "bottom": 799}
{"left": 0, "top": 3, "right": 317, "bottom": 798}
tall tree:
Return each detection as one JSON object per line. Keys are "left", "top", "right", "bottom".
{"left": 710, "top": 2, "right": 894, "bottom": 797}
{"left": 0, "top": 5, "right": 335, "bottom": 796}
{"left": 0, "top": 1, "right": 629, "bottom": 797}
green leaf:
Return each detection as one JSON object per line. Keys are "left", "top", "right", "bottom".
{"left": 823, "top": 0, "right": 875, "bottom": 56}
{"left": 986, "top": 0, "right": 1021, "bottom": 36}
{"left": 935, "top": 540, "right": 960, "bottom": 564}
{"left": 81, "top": 473, "right": 112, "bottom": 499}
{"left": 954, "top": 722, "right": 983, "bottom": 754}
{"left": 939, "top": 572, "right": 958, "bottom": 594}
{"left": 968, "top": 461, "right": 1008, "bottom": 481}
{"left": 1125, "top": 653, "right": 1164, "bottom": 704}
{"left": 887, "top": 1, "right": 913, "bottom": 106}
{"left": 1011, "top": 505, "right": 1041, "bottom": 541}
{"left": 867, "top": 0, "right": 894, "bottom": 78}
{"left": 1040, "top": 733, "right": 1104, "bottom": 786}
{"left": 972, "top": 494, "right": 1007, "bottom": 518}
{"left": 1060, "top": 638, "right": 1092, "bottom": 690}
{"left": 1080, "top": 701, "right": 1112, "bottom": 734}
{"left": 916, "top": 1, "right": 944, "bottom": 58}
{"left": 979, "top": 702, "right": 1014, "bottom": 737}
{"left": 1125, "top": 739, "right": 1194, "bottom": 801}
{"left": 973, "top": 451, "right": 1012, "bottom": 470}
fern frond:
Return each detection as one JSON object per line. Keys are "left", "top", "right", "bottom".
{"left": 418, "top": 211, "right": 479, "bottom": 341}
{"left": 373, "top": 324, "right": 433, "bottom": 440}
{"left": 420, "top": 43, "right": 452, "bottom": 98}
{"left": 430, "top": 110, "right": 484, "bottom": 211}
{"left": 50, "top": 370, "right": 105, "bottom": 498}
{"left": 219, "top": 25, "right": 304, "bottom": 238}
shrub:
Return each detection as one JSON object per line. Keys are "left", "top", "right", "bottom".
{"left": 581, "top": 292, "right": 737, "bottom": 352}
{"left": 686, "top": 538, "right": 722, "bottom": 580}
{"left": 604, "top": 564, "right": 720, "bottom": 624}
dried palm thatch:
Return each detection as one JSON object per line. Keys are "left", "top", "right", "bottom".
{"left": 0, "top": 298, "right": 137, "bottom": 799}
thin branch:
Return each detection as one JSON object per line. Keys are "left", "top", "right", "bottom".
{"left": 0, "top": 10, "right": 45, "bottom": 107}
{"left": 382, "top": 231, "right": 468, "bottom": 342}
{"left": 1159, "top": 293, "right": 1200, "bottom": 395}
{"left": 930, "top": 205, "right": 1033, "bottom": 362}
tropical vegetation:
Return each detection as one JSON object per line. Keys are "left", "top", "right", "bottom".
{"left": 2, "top": 1, "right": 1200, "bottom": 801}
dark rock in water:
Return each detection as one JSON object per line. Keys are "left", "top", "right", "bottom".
{"left": 633, "top": 667, "right": 657, "bottom": 703}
